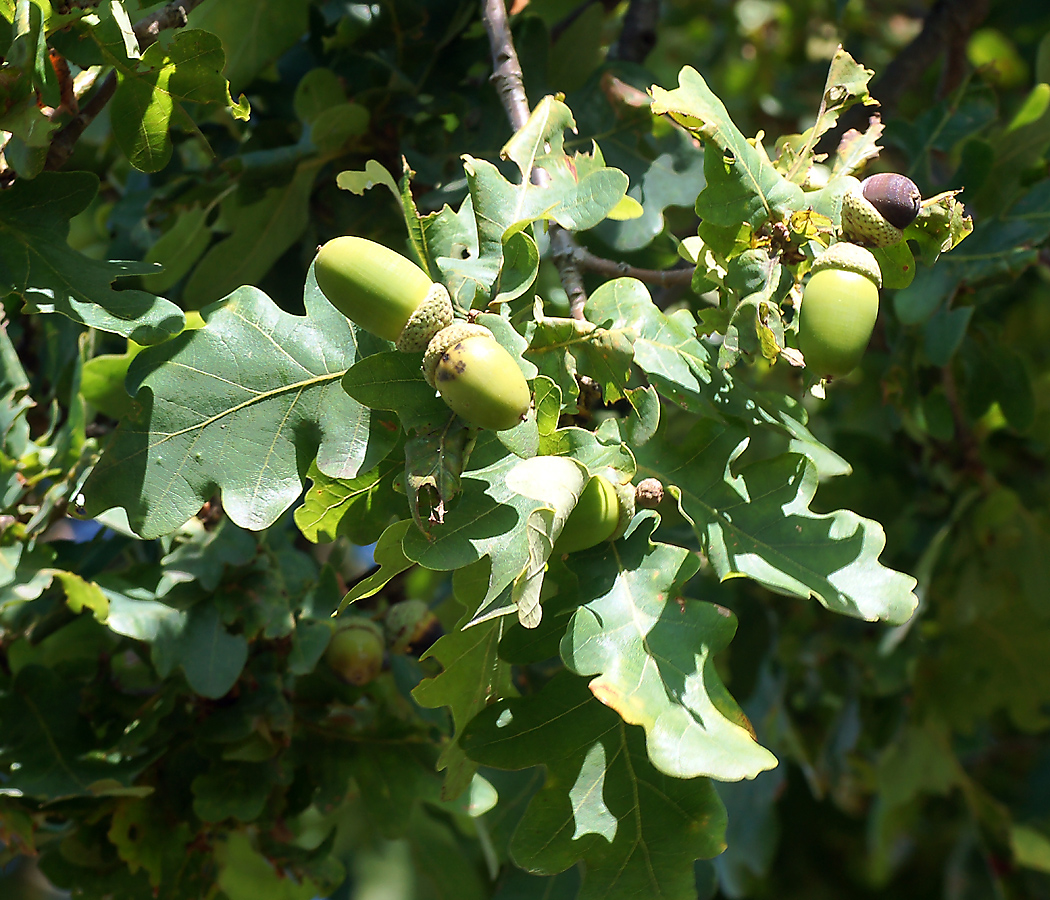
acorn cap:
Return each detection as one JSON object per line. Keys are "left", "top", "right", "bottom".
{"left": 396, "top": 282, "right": 454, "bottom": 352}
{"left": 840, "top": 179, "right": 904, "bottom": 248}
{"left": 811, "top": 242, "right": 883, "bottom": 289}
{"left": 422, "top": 322, "right": 492, "bottom": 387}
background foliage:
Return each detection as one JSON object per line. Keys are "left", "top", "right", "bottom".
{"left": 1, "top": 0, "right": 1050, "bottom": 898}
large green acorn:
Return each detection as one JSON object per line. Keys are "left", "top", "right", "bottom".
{"left": 423, "top": 323, "right": 531, "bottom": 431}
{"left": 314, "top": 236, "right": 453, "bottom": 351}
{"left": 798, "top": 242, "right": 882, "bottom": 378}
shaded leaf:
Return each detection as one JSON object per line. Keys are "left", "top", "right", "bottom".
{"left": 462, "top": 672, "right": 727, "bottom": 900}
{"left": 412, "top": 616, "right": 516, "bottom": 799}
{"left": 0, "top": 171, "right": 183, "bottom": 342}
{"left": 0, "top": 665, "right": 148, "bottom": 800}
{"left": 184, "top": 161, "right": 321, "bottom": 306}
{"left": 187, "top": 0, "right": 308, "bottom": 92}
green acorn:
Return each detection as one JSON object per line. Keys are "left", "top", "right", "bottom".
{"left": 314, "top": 236, "right": 453, "bottom": 351}
{"left": 552, "top": 473, "right": 636, "bottom": 555}
{"left": 423, "top": 322, "right": 531, "bottom": 431}
{"left": 325, "top": 617, "right": 385, "bottom": 686}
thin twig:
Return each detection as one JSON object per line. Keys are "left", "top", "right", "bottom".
{"left": 43, "top": 0, "right": 208, "bottom": 172}
{"left": 549, "top": 227, "right": 587, "bottom": 315}
{"left": 45, "top": 71, "right": 117, "bottom": 170}
{"left": 481, "top": 0, "right": 530, "bottom": 132}
{"left": 572, "top": 244, "right": 695, "bottom": 288}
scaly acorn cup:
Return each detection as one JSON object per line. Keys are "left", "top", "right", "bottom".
{"left": 798, "top": 242, "right": 883, "bottom": 378}
{"left": 314, "top": 236, "right": 453, "bottom": 351}
{"left": 423, "top": 322, "right": 531, "bottom": 431}
{"left": 839, "top": 173, "right": 921, "bottom": 248}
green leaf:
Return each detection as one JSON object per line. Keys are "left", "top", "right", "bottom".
{"left": 108, "top": 798, "right": 193, "bottom": 889}
{"left": 342, "top": 349, "right": 449, "bottom": 430}
{"left": 184, "top": 161, "right": 322, "bottom": 306}
{"left": 774, "top": 47, "right": 877, "bottom": 182}
{"left": 651, "top": 67, "right": 805, "bottom": 227}
{"left": 1012, "top": 825, "right": 1050, "bottom": 874}
{"left": 402, "top": 438, "right": 536, "bottom": 624}
{"left": 560, "top": 517, "right": 779, "bottom": 780}
{"left": 54, "top": 570, "right": 108, "bottom": 619}
{"left": 83, "top": 271, "right": 397, "bottom": 539}
{"left": 598, "top": 146, "right": 706, "bottom": 252}
{"left": 338, "top": 519, "right": 414, "bottom": 612}
{"left": 525, "top": 302, "right": 635, "bottom": 409}
{"left": 107, "top": 29, "right": 246, "bottom": 172}
{"left": 585, "top": 278, "right": 849, "bottom": 479}
{"left": 188, "top": 0, "right": 308, "bottom": 93}
{"left": 412, "top": 616, "right": 516, "bottom": 799}
{"left": 192, "top": 760, "right": 278, "bottom": 823}
{"left": 157, "top": 517, "right": 258, "bottom": 595}
{"left": 936, "top": 179, "right": 1050, "bottom": 282}
{"left": 462, "top": 672, "right": 728, "bottom": 900}
{"left": 0, "top": 543, "right": 56, "bottom": 612}
{"left": 444, "top": 97, "right": 628, "bottom": 302}
{"left": 153, "top": 602, "right": 248, "bottom": 698}
{"left": 294, "top": 456, "right": 401, "bottom": 545}
{"left": 0, "top": 665, "right": 148, "bottom": 800}
{"left": 287, "top": 618, "right": 331, "bottom": 676}
{"left": 141, "top": 206, "right": 211, "bottom": 293}
{"left": 634, "top": 419, "right": 918, "bottom": 624}
{"left": 0, "top": 171, "right": 184, "bottom": 342}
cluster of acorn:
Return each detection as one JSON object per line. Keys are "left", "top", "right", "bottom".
{"left": 315, "top": 237, "right": 635, "bottom": 555}
{"left": 316, "top": 237, "right": 532, "bottom": 431}
{"left": 799, "top": 173, "right": 922, "bottom": 377}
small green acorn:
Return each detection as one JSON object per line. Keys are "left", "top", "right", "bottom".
{"left": 552, "top": 473, "right": 636, "bottom": 555}
{"left": 424, "top": 322, "right": 531, "bottom": 431}
{"left": 314, "top": 236, "right": 453, "bottom": 351}
{"left": 325, "top": 617, "right": 385, "bottom": 686}
{"left": 840, "top": 174, "right": 921, "bottom": 248}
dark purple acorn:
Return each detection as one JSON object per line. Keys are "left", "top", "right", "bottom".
{"left": 860, "top": 173, "right": 922, "bottom": 230}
